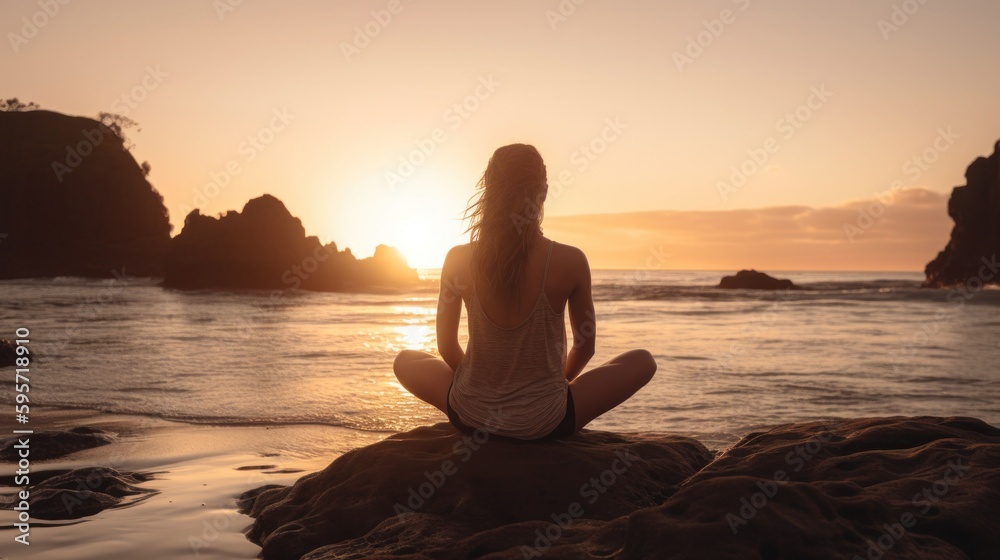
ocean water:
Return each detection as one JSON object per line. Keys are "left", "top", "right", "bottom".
{"left": 2, "top": 270, "right": 999, "bottom": 450}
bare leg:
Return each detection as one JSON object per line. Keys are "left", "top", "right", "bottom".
{"left": 569, "top": 349, "right": 657, "bottom": 430}
{"left": 393, "top": 349, "right": 454, "bottom": 414}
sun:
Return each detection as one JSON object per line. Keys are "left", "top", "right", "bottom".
{"left": 383, "top": 189, "right": 466, "bottom": 270}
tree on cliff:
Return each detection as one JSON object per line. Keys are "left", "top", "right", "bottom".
{"left": 0, "top": 98, "right": 40, "bottom": 112}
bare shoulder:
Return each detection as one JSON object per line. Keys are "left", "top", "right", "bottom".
{"left": 550, "top": 240, "right": 590, "bottom": 271}
{"left": 443, "top": 243, "right": 472, "bottom": 268}
{"left": 548, "top": 240, "right": 591, "bottom": 291}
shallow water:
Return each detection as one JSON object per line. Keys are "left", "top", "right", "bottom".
{"left": 2, "top": 270, "right": 999, "bottom": 449}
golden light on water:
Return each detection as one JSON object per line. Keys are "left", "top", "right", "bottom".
{"left": 390, "top": 309, "right": 436, "bottom": 354}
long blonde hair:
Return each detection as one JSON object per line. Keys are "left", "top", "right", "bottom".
{"left": 464, "top": 144, "right": 548, "bottom": 301}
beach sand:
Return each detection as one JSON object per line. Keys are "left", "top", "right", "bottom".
{"left": 0, "top": 406, "right": 388, "bottom": 559}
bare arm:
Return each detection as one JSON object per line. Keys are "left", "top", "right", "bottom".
{"left": 436, "top": 247, "right": 465, "bottom": 372}
{"left": 564, "top": 249, "right": 595, "bottom": 382}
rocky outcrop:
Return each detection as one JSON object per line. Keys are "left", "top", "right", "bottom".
{"left": 924, "top": 140, "right": 1000, "bottom": 288}
{"left": 0, "top": 110, "right": 171, "bottom": 279}
{"left": 0, "top": 467, "right": 156, "bottom": 520}
{"left": 163, "top": 194, "right": 418, "bottom": 291}
{"left": 0, "top": 426, "right": 115, "bottom": 461}
{"left": 241, "top": 417, "right": 1000, "bottom": 560}
{"left": 718, "top": 269, "right": 799, "bottom": 290}
{"left": 241, "top": 423, "right": 713, "bottom": 560}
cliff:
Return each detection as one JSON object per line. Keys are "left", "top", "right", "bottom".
{"left": 924, "top": 140, "right": 1000, "bottom": 288}
{"left": 0, "top": 110, "right": 171, "bottom": 278}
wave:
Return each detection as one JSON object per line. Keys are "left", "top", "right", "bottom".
{"left": 589, "top": 281, "right": 1000, "bottom": 305}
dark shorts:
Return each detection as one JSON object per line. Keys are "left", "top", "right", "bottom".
{"left": 446, "top": 384, "right": 576, "bottom": 443}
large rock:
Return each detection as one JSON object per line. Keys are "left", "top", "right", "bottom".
{"left": 0, "top": 110, "right": 171, "bottom": 278}
{"left": 924, "top": 140, "right": 1000, "bottom": 288}
{"left": 718, "top": 269, "right": 799, "bottom": 290}
{"left": 241, "top": 417, "right": 1000, "bottom": 560}
{"left": 241, "top": 423, "right": 713, "bottom": 560}
{"left": 163, "top": 194, "right": 418, "bottom": 291}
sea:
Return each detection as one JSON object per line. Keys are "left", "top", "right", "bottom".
{"left": 3, "top": 270, "right": 999, "bottom": 450}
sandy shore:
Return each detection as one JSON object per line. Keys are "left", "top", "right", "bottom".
{"left": 0, "top": 406, "right": 389, "bottom": 559}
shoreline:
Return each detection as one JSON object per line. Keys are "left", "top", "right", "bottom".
{"left": 0, "top": 405, "right": 388, "bottom": 559}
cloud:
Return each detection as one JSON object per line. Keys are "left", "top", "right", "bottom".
{"left": 544, "top": 188, "right": 952, "bottom": 271}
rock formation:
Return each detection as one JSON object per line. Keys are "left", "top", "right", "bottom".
{"left": 241, "top": 417, "right": 1000, "bottom": 559}
{"left": 163, "top": 194, "right": 418, "bottom": 291}
{"left": 0, "top": 426, "right": 115, "bottom": 461}
{"left": 0, "top": 110, "right": 171, "bottom": 279}
{"left": 0, "top": 467, "right": 156, "bottom": 520}
{"left": 924, "top": 140, "right": 1000, "bottom": 288}
{"left": 718, "top": 269, "right": 799, "bottom": 290}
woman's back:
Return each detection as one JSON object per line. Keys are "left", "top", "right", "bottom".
{"left": 448, "top": 237, "right": 575, "bottom": 326}
{"left": 446, "top": 238, "right": 573, "bottom": 439}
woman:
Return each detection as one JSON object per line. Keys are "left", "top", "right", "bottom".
{"left": 394, "top": 143, "right": 656, "bottom": 440}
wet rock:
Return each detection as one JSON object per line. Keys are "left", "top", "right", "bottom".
{"left": 0, "top": 426, "right": 115, "bottom": 462}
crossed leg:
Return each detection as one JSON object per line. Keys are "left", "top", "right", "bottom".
{"left": 393, "top": 349, "right": 454, "bottom": 414}
{"left": 569, "top": 349, "right": 657, "bottom": 430}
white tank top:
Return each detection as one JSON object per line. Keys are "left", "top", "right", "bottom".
{"left": 447, "top": 239, "right": 569, "bottom": 439}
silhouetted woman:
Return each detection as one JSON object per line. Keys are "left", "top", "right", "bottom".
{"left": 394, "top": 143, "right": 656, "bottom": 440}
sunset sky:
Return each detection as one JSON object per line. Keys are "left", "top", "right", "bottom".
{"left": 4, "top": 0, "right": 999, "bottom": 269}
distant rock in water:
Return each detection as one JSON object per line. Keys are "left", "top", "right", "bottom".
{"left": 163, "top": 194, "right": 417, "bottom": 291}
{"left": 240, "top": 417, "right": 1000, "bottom": 559}
{"left": 0, "top": 110, "right": 171, "bottom": 279}
{"left": 924, "top": 140, "right": 1000, "bottom": 288}
{"left": 718, "top": 269, "right": 799, "bottom": 290}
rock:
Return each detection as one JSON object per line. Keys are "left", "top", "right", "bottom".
{"left": 163, "top": 194, "right": 418, "bottom": 291}
{"left": 0, "top": 426, "right": 115, "bottom": 461}
{"left": 0, "top": 339, "right": 15, "bottom": 368}
{"left": 0, "top": 110, "right": 171, "bottom": 279}
{"left": 718, "top": 269, "right": 799, "bottom": 290}
{"left": 241, "top": 417, "right": 1000, "bottom": 560}
{"left": 241, "top": 423, "right": 713, "bottom": 560}
{"left": 0, "top": 467, "right": 156, "bottom": 520}
{"left": 924, "top": 140, "right": 1000, "bottom": 288}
